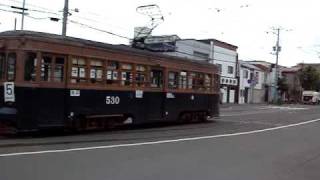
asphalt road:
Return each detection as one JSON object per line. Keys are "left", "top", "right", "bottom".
{"left": 1, "top": 104, "right": 320, "bottom": 180}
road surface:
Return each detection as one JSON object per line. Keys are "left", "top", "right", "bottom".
{"left": 1, "top": 104, "right": 320, "bottom": 180}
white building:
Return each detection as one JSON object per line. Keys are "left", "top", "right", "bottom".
{"left": 152, "top": 38, "right": 238, "bottom": 103}
{"left": 246, "top": 61, "right": 279, "bottom": 103}
{"left": 239, "top": 61, "right": 266, "bottom": 104}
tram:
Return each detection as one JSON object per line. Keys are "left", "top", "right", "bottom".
{"left": 0, "top": 31, "right": 220, "bottom": 133}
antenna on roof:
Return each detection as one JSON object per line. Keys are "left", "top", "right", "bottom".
{"left": 132, "top": 4, "right": 164, "bottom": 49}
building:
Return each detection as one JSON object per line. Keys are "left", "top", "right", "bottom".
{"left": 238, "top": 61, "right": 267, "bottom": 104}
{"left": 246, "top": 60, "right": 278, "bottom": 103}
{"left": 281, "top": 66, "right": 302, "bottom": 102}
{"left": 143, "top": 36, "right": 239, "bottom": 103}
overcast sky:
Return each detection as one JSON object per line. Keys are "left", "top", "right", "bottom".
{"left": 1, "top": 0, "right": 320, "bottom": 66}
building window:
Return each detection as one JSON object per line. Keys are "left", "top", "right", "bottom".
{"left": 243, "top": 70, "right": 249, "bottom": 79}
{"left": 90, "top": 60, "right": 103, "bottom": 83}
{"left": 106, "top": 61, "right": 119, "bottom": 85}
{"left": 24, "top": 52, "right": 37, "bottom": 81}
{"left": 136, "top": 65, "right": 147, "bottom": 87}
{"left": 255, "top": 72, "right": 259, "bottom": 83}
{"left": 7, "top": 53, "right": 16, "bottom": 81}
{"left": 71, "top": 57, "right": 87, "bottom": 83}
{"left": 228, "top": 66, "right": 234, "bottom": 74}
{"left": 179, "top": 71, "right": 187, "bottom": 89}
{"left": 216, "top": 64, "right": 222, "bottom": 73}
{"left": 168, "top": 71, "right": 178, "bottom": 89}
{"left": 193, "top": 51, "right": 209, "bottom": 60}
{"left": 150, "top": 69, "right": 163, "bottom": 88}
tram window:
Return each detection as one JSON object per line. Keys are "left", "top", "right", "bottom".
{"left": 53, "top": 57, "right": 64, "bottom": 82}
{"left": 214, "top": 74, "right": 220, "bottom": 92}
{"left": 136, "top": 65, "right": 147, "bottom": 87}
{"left": 7, "top": 53, "right": 16, "bottom": 81}
{"left": 188, "top": 72, "right": 196, "bottom": 89}
{"left": 24, "top": 52, "right": 37, "bottom": 81}
{"left": 168, "top": 72, "right": 178, "bottom": 89}
{"left": 41, "top": 56, "right": 52, "bottom": 81}
{"left": 0, "top": 53, "right": 5, "bottom": 79}
{"left": 179, "top": 71, "right": 187, "bottom": 89}
{"left": 106, "top": 61, "right": 119, "bottom": 85}
{"left": 120, "top": 63, "right": 133, "bottom": 86}
{"left": 90, "top": 60, "right": 103, "bottom": 83}
{"left": 150, "top": 69, "right": 163, "bottom": 88}
{"left": 71, "top": 58, "right": 86, "bottom": 83}
{"left": 196, "top": 73, "right": 205, "bottom": 90}
{"left": 204, "top": 74, "right": 211, "bottom": 91}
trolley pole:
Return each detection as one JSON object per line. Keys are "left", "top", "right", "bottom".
{"left": 62, "top": 0, "right": 69, "bottom": 36}
{"left": 21, "top": 0, "right": 26, "bottom": 30}
{"left": 14, "top": 18, "right": 17, "bottom": 30}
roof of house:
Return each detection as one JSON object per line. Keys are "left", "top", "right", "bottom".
{"left": 281, "top": 66, "right": 301, "bottom": 73}
{"left": 198, "top": 39, "right": 238, "bottom": 51}
{"left": 239, "top": 60, "right": 262, "bottom": 71}
{"left": 250, "top": 64, "right": 270, "bottom": 72}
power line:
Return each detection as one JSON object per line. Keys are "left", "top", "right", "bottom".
{"left": 69, "top": 19, "right": 131, "bottom": 40}
{"left": 5, "top": 0, "right": 59, "bottom": 13}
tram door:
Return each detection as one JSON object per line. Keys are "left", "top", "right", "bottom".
{"left": 36, "top": 55, "right": 66, "bottom": 128}
{"left": 145, "top": 69, "right": 164, "bottom": 121}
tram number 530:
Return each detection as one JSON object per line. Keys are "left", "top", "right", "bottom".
{"left": 106, "top": 96, "right": 120, "bottom": 105}
{"left": 4, "top": 82, "right": 15, "bottom": 102}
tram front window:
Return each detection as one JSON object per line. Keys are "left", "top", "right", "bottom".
{"left": 0, "top": 53, "right": 5, "bottom": 80}
{"left": 7, "top": 53, "right": 16, "bottom": 81}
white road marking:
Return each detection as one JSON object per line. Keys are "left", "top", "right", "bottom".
{"left": 221, "top": 106, "right": 308, "bottom": 117}
{"left": 263, "top": 106, "right": 308, "bottom": 110}
{"left": 0, "top": 118, "right": 320, "bottom": 157}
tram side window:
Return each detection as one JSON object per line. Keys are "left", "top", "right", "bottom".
{"left": 24, "top": 52, "right": 37, "bottom": 81}
{"left": 213, "top": 74, "right": 220, "bottom": 92}
{"left": 168, "top": 71, "right": 178, "bottom": 89}
{"left": 120, "top": 63, "right": 133, "bottom": 86}
{"left": 150, "top": 69, "right": 163, "bottom": 88}
{"left": 106, "top": 61, "right": 119, "bottom": 85}
{"left": 204, "top": 74, "right": 211, "bottom": 91}
{"left": 136, "top": 65, "right": 147, "bottom": 87}
{"left": 188, "top": 72, "right": 196, "bottom": 89}
{"left": 7, "top": 53, "right": 16, "bottom": 81}
{"left": 90, "top": 60, "right": 103, "bottom": 83}
{"left": 196, "top": 73, "right": 205, "bottom": 90}
{"left": 71, "top": 58, "right": 86, "bottom": 83}
{"left": 54, "top": 57, "right": 65, "bottom": 82}
{"left": 179, "top": 71, "right": 187, "bottom": 89}
{"left": 0, "top": 53, "right": 5, "bottom": 79}
{"left": 41, "top": 56, "right": 52, "bottom": 81}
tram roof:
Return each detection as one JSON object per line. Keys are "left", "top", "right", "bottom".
{"left": 0, "top": 30, "right": 217, "bottom": 69}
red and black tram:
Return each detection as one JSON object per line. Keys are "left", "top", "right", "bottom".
{"left": 0, "top": 31, "right": 220, "bottom": 133}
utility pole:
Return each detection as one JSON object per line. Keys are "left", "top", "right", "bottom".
{"left": 21, "top": 0, "right": 26, "bottom": 30}
{"left": 273, "top": 27, "right": 281, "bottom": 103}
{"left": 62, "top": 0, "right": 69, "bottom": 36}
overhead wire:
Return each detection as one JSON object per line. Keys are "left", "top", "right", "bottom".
{"left": 68, "top": 19, "right": 131, "bottom": 40}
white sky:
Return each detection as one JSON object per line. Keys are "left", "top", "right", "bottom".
{"left": 1, "top": 0, "right": 320, "bottom": 66}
